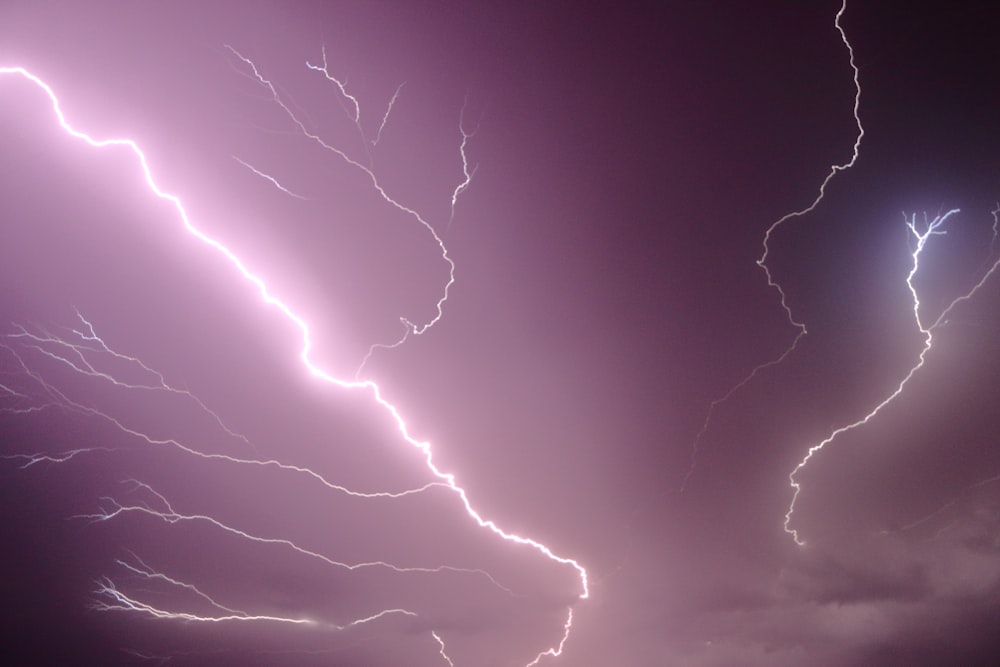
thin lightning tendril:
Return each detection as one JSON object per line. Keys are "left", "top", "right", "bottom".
{"left": 354, "top": 97, "right": 478, "bottom": 379}
{"left": 306, "top": 46, "right": 361, "bottom": 124}
{"left": 232, "top": 155, "right": 308, "bottom": 200}
{"left": 113, "top": 552, "right": 251, "bottom": 616}
{"left": 678, "top": 0, "right": 863, "bottom": 492}
{"left": 95, "top": 568, "right": 417, "bottom": 630}
{"left": 7, "top": 309, "right": 252, "bottom": 449}
{"left": 448, "top": 98, "right": 478, "bottom": 230}
{"left": 78, "top": 480, "right": 518, "bottom": 594}
{"left": 894, "top": 472, "right": 1000, "bottom": 535}
{"left": 373, "top": 83, "right": 406, "bottom": 147}
{"left": 989, "top": 202, "right": 1000, "bottom": 256}
{"left": 2, "top": 55, "right": 587, "bottom": 664}
{"left": 225, "top": 45, "right": 455, "bottom": 341}
{"left": 757, "top": 1, "right": 864, "bottom": 328}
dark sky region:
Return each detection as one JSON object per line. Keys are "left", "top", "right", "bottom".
{"left": 2, "top": 1, "right": 1000, "bottom": 665}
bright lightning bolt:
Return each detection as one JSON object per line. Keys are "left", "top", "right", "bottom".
{"left": 7, "top": 309, "right": 251, "bottom": 449}
{"left": 784, "top": 209, "right": 1000, "bottom": 545}
{"left": 2, "top": 49, "right": 587, "bottom": 664}
{"left": 2, "top": 321, "right": 445, "bottom": 499}
{"left": 432, "top": 631, "right": 456, "bottom": 667}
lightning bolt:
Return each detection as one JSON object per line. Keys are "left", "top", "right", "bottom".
{"left": 677, "top": 0, "right": 863, "bottom": 491}
{"left": 784, "top": 209, "right": 1000, "bottom": 545}
{"left": 232, "top": 155, "right": 309, "bottom": 200}
{"left": 448, "top": 98, "right": 478, "bottom": 230}
{"left": 432, "top": 631, "right": 456, "bottom": 667}
{"left": 94, "top": 566, "right": 418, "bottom": 631}
{"left": 306, "top": 45, "right": 362, "bottom": 125}
{"left": 373, "top": 82, "right": 406, "bottom": 147}
{"left": 2, "top": 54, "right": 587, "bottom": 665}
{"left": 2, "top": 319, "right": 448, "bottom": 499}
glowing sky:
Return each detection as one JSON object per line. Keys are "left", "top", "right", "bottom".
{"left": 2, "top": 1, "right": 1000, "bottom": 665}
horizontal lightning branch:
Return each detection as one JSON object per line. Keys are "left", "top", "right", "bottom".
{"left": 95, "top": 564, "right": 418, "bottom": 630}
{"left": 80, "top": 480, "right": 516, "bottom": 592}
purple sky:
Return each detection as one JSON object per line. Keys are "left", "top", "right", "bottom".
{"left": 2, "top": 1, "right": 1000, "bottom": 665}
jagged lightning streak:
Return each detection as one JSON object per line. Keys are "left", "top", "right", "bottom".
{"left": 784, "top": 209, "right": 1000, "bottom": 545}
{"left": 448, "top": 98, "right": 478, "bottom": 230}
{"left": 232, "top": 155, "right": 308, "bottom": 200}
{"left": 373, "top": 82, "right": 406, "bottom": 147}
{"left": 757, "top": 0, "right": 863, "bottom": 328}
{"left": 1, "top": 59, "right": 587, "bottom": 663}
{"left": 354, "top": 97, "right": 477, "bottom": 378}
{"left": 298, "top": 44, "right": 478, "bottom": 382}
{"left": 678, "top": 0, "right": 863, "bottom": 491}
{"left": 432, "top": 631, "right": 455, "bottom": 667}
{"left": 306, "top": 45, "right": 361, "bottom": 125}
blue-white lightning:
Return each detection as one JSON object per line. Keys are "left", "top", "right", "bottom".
{"left": 784, "top": 209, "right": 1000, "bottom": 545}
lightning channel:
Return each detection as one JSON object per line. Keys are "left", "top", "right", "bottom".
{"left": 784, "top": 209, "right": 1000, "bottom": 545}
{"left": 373, "top": 83, "right": 406, "bottom": 147}
{"left": 2, "top": 322, "right": 448, "bottom": 499}
{"left": 232, "top": 155, "right": 308, "bottom": 200}
{"left": 448, "top": 98, "right": 478, "bottom": 230}
{"left": 2, "top": 58, "right": 587, "bottom": 664}
{"left": 432, "top": 631, "right": 456, "bottom": 667}
{"left": 678, "top": 0, "right": 863, "bottom": 490}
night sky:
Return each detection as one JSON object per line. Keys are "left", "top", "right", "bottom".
{"left": 2, "top": 2, "right": 1000, "bottom": 665}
